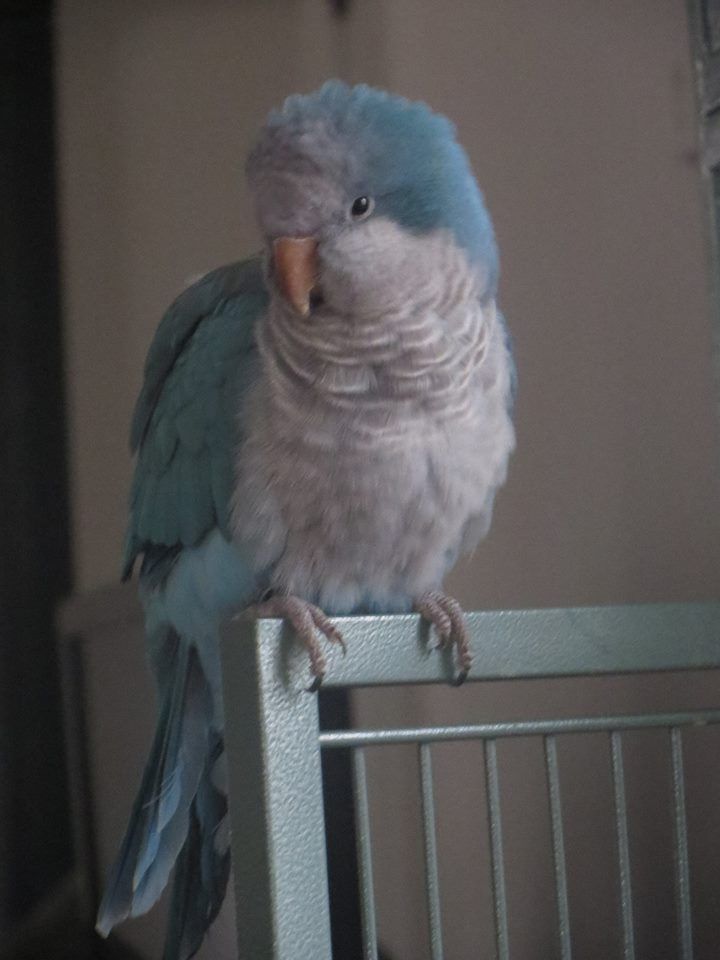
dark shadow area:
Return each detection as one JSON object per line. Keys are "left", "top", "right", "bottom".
{"left": 0, "top": 0, "right": 73, "bottom": 945}
{"left": 320, "top": 689, "right": 394, "bottom": 960}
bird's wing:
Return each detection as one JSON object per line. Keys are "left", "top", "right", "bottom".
{"left": 123, "top": 256, "right": 268, "bottom": 580}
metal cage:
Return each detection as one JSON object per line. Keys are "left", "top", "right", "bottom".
{"left": 220, "top": 603, "right": 720, "bottom": 960}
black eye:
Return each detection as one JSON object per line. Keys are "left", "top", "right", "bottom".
{"left": 350, "top": 196, "right": 373, "bottom": 219}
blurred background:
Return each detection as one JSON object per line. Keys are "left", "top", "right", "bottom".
{"left": 4, "top": 0, "right": 720, "bottom": 958}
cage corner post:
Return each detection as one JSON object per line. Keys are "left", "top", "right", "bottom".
{"left": 220, "top": 618, "right": 334, "bottom": 960}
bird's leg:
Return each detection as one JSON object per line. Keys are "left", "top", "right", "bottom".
{"left": 414, "top": 591, "right": 472, "bottom": 685}
{"left": 247, "top": 594, "right": 345, "bottom": 692}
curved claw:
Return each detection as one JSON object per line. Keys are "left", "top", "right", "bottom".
{"left": 248, "top": 594, "right": 344, "bottom": 692}
{"left": 415, "top": 591, "right": 472, "bottom": 684}
{"left": 308, "top": 606, "right": 347, "bottom": 656}
{"left": 452, "top": 667, "right": 470, "bottom": 687}
{"left": 325, "top": 627, "right": 347, "bottom": 657}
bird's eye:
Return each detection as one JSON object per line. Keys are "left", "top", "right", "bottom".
{"left": 350, "top": 196, "right": 373, "bottom": 220}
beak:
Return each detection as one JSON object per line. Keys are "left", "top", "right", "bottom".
{"left": 272, "top": 236, "right": 319, "bottom": 318}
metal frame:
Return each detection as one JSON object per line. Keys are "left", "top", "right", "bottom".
{"left": 221, "top": 602, "right": 720, "bottom": 960}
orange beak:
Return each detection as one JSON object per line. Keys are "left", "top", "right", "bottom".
{"left": 272, "top": 236, "right": 319, "bottom": 318}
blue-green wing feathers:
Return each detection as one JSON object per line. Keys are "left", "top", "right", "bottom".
{"left": 124, "top": 258, "right": 268, "bottom": 579}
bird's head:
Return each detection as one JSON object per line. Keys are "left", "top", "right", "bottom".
{"left": 246, "top": 81, "right": 497, "bottom": 322}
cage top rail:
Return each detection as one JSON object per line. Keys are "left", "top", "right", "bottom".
{"left": 224, "top": 601, "right": 720, "bottom": 689}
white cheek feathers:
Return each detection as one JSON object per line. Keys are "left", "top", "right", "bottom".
{"left": 319, "top": 218, "right": 478, "bottom": 318}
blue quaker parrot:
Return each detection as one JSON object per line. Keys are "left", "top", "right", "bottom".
{"left": 96, "top": 81, "right": 516, "bottom": 959}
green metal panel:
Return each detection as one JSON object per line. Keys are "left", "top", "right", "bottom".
{"left": 221, "top": 619, "right": 333, "bottom": 960}
{"left": 221, "top": 602, "right": 720, "bottom": 960}
{"left": 226, "top": 603, "right": 720, "bottom": 691}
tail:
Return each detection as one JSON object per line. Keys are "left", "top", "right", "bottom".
{"left": 163, "top": 733, "right": 231, "bottom": 960}
{"left": 96, "top": 627, "right": 214, "bottom": 938}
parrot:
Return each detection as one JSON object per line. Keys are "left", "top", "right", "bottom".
{"left": 96, "top": 81, "right": 516, "bottom": 960}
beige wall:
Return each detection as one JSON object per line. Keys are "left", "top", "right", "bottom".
{"left": 57, "top": 1, "right": 720, "bottom": 958}
{"left": 58, "top": 0, "right": 720, "bottom": 602}
{"left": 57, "top": 0, "right": 341, "bottom": 589}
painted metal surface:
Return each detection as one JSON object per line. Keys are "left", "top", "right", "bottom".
{"left": 220, "top": 602, "right": 720, "bottom": 959}
{"left": 225, "top": 603, "right": 720, "bottom": 691}
{"left": 670, "top": 728, "right": 694, "bottom": 960}
{"left": 318, "top": 711, "right": 720, "bottom": 747}
{"left": 545, "top": 735, "right": 572, "bottom": 960}
{"left": 221, "top": 619, "right": 333, "bottom": 960}
{"left": 484, "top": 739, "right": 510, "bottom": 960}
{"left": 418, "top": 744, "right": 443, "bottom": 960}
{"left": 351, "top": 748, "right": 378, "bottom": 960}
{"left": 610, "top": 733, "right": 635, "bottom": 960}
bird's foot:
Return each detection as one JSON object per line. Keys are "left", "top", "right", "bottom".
{"left": 414, "top": 591, "right": 472, "bottom": 685}
{"left": 249, "top": 595, "right": 345, "bottom": 692}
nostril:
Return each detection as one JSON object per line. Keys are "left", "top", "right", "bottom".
{"left": 309, "top": 286, "right": 325, "bottom": 311}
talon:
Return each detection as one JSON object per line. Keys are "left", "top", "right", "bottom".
{"left": 415, "top": 591, "right": 472, "bottom": 682}
{"left": 248, "top": 594, "right": 343, "bottom": 688}
{"left": 321, "top": 623, "right": 346, "bottom": 654}
{"left": 307, "top": 604, "right": 346, "bottom": 653}
{"left": 452, "top": 667, "right": 470, "bottom": 687}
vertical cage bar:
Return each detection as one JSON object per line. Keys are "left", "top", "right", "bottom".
{"left": 484, "top": 739, "right": 510, "bottom": 960}
{"left": 544, "top": 735, "right": 572, "bottom": 960}
{"left": 670, "top": 727, "right": 694, "bottom": 960}
{"left": 352, "top": 748, "right": 379, "bottom": 960}
{"left": 610, "top": 732, "right": 635, "bottom": 960}
{"left": 419, "top": 743, "right": 444, "bottom": 960}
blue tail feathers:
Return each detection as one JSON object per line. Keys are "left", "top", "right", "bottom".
{"left": 96, "top": 628, "right": 217, "bottom": 950}
{"left": 163, "top": 734, "right": 231, "bottom": 960}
